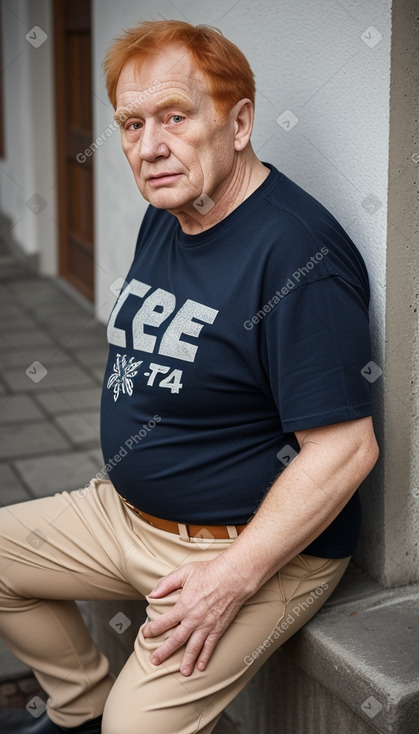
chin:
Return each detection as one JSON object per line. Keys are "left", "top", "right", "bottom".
{"left": 141, "top": 188, "right": 194, "bottom": 212}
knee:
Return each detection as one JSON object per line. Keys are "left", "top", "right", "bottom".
{"left": 102, "top": 702, "right": 136, "bottom": 734}
{"left": 102, "top": 692, "right": 155, "bottom": 734}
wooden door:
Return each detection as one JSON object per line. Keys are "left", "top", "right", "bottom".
{"left": 54, "top": 0, "right": 94, "bottom": 301}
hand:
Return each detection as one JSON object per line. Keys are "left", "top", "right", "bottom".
{"left": 142, "top": 557, "right": 251, "bottom": 676}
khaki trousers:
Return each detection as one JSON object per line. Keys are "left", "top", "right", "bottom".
{"left": 0, "top": 479, "right": 350, "bottom": 734}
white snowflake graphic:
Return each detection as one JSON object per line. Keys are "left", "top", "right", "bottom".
{"left": 107, "top": 354, "right": 142, "bottom": 402}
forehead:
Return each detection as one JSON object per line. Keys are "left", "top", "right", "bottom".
{"left": 115, "top": 46, "right": 209, "bottom": 108}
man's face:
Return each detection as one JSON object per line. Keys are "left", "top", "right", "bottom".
{"left": 114, "top": 47, "right": 239, "bottom": 215}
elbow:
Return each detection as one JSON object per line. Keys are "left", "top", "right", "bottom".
{"left": 356, "top": 426, "right": 379, "bottom": 481}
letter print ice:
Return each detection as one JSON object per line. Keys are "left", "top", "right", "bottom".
{"left": 107, "top": 354, "right": 142, "bottom": 401}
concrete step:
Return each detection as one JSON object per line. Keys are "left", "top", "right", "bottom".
{"left": 226, "top": 563, "right": 419, "bottom": 734}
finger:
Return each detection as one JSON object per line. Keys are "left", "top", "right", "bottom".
{"left": 179, "top": 629, "right": 208, "bottom": 677}
{"left": 150, "top": 620, "right": 194, "bottom": 666}
{"left": 148, "top": 569, "right": 185, "bottom": 598}
{"left": 196, "top": 632, "right": 219, "bottom": 672}
{"left": 143, "top": 607, "right": 182, "bottom": 638}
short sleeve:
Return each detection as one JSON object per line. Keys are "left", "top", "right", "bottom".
{"left": 263, "top": 275, "right": 374, "bottom": 432}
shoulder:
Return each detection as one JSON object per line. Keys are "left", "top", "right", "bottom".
{"left": 262, "top": 166, "right": 351, "bottom": 252}
{"left": 258, "top": 166, "right": 370, "bottom": 294}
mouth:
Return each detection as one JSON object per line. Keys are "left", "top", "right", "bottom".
{"left": 147, "top": 173, "right": 183, "bottom": 187}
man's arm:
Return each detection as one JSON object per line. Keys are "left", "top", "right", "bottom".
{"left": 143, "top": 416, "right": 379, "bottom": 676}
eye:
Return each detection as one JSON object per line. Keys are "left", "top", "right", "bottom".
{"left": 170, "top": 115, "right": 184, "bottom": 124}
{"left": 123, "top": 120, "right": 142, "bottom": 132}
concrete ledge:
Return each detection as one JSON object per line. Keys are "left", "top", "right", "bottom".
{"left": 227, "top": 563, "right": 419, "bottom": 734}
{"left": 285, "top": 564, "right": 419, "bottom": 733}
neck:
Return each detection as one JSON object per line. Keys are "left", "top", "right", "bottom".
{"left": 170, "top": 150, "right": 270, "bottom": 235}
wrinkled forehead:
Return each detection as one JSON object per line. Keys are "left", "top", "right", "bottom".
{"left": 115, "top": 45, "right": 209, "bottom": 105}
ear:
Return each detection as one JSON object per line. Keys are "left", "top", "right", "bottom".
{"left": 231, "top": 98, "right": 254, "bottom": 152}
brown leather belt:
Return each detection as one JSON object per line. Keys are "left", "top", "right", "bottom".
{"left": 119, "top": 495, "right": 247, "bottom": 540}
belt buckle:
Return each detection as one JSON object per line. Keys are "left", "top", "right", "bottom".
{"left": 120, "top": 496, "right": 141, "bottom": 519}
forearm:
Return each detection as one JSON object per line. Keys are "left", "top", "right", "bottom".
{"left": 144, "top": 419, "right": 378, "bottom": 675}
{"left": 216, "top": 418, "right": 378, "bottom": 596}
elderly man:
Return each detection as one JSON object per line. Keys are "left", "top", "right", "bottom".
{"left": 0, "top": 19, "right": 378, "bottom": 734}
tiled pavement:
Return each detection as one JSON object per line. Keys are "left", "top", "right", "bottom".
{"left": 0, "top": 260, "right": 108, "bottom": 510}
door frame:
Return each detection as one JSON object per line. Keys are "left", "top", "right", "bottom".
{"left": 53, "top": 0, "right": 94, "bottom": 302}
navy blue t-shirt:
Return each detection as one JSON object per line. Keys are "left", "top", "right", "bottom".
{"left": 100, "top": 164, "right": 374, "bottom": 557}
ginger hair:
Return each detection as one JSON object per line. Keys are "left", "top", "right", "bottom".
{"left": 104, "top": 19, "right": 255, "bottom": 117}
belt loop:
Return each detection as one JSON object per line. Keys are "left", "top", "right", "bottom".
{"left": 178, "top": 523, "right": 190, "bottom": 542}
{"left": 226, "top": 525, "right": 238, "bottom": 539}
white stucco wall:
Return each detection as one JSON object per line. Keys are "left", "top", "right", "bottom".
{"left": 0, "top": 0, "right": 392, "bottom": 339}
{"left": 0, "top": 0, "right": 36, "bottom": 255}
{"left": 92, "top": 0, "right": 392, "bottom": 356}
{"left": 0, "top": 0, "right": 392, "bottom": 350}
{"left": 0, "top": 0, "right": 56, "bottom": 273}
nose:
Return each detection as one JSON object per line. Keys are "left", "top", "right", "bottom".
{"left": 138, "top": 121, "right": 170, "bottom": 161}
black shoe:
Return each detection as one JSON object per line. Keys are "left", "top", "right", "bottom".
{"left": 0, "top": 709, "right": 102, "bottom": 733}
